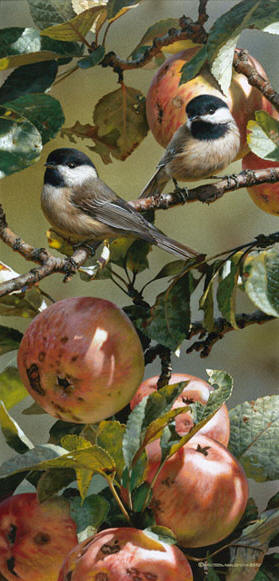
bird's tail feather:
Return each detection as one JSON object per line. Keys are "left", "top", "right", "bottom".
{"left": 139, "top": 167, "right": 169, "bottom": 199}
{"left": 153, "top": 231, "right": 200, "bottom": 259}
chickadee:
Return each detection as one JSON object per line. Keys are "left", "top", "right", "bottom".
{"left": 140, "top": 94, "right": 241, "bottom": 198}
{"left": 41, "top": 147, "right": 199, "bottom": 260}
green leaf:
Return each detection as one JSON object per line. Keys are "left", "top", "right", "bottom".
{"left": 69, "top": 494, "right": 110, "bottom": 541}
{"left": 0, "top": 443, "right": 66, "bottom": 478}
{"left": 201, "top": 369, "right": 233, "bottom": 419}
{"left": 229, "top": 395, "right": 279, "bottom": 481}
{"left": 227, "top": 509, "right": 279, "bottom": 580}
{"left": 122, "top": 396, "right": 148, "bottom": 469}
{"left": 60, "top": 435, "right": 98, "bottom": 499}
{"left": 200, "top": 261, "right": 222, "bottom": 332}
{"left": 141, "top": 406, "right": 187, "bottom": 453}
{"left": 61, "top": 434, "right": 92, "bottom": 451}
{"left": 107, "top": 0, "right": 140, "bottom": 20}
{"left": 22, "top": 401, "right": 47, "bottom": 415}
{"left": 126, "top": 239, "right": 150, "bottom": 274}
{"left": 0, "top": 367, "right": 27, "bottom": 410}
{"left": 123, "top": 381, "right": 187, "bottom": 473}
{"left": 266, "top": 491, "right": 279, "bottom": 511}
{"left": 0, "top": 27, "right": 80, "bottom": 70}
{"left": 179, "top": 44, "right": 207, "bottom": 85}
{"left": 243, "top": 249, "right": 279, "bottom": 317}
{"left": 247, "top": 111, "right": 279, "bottom": 161}
{"left": 132, "top": 481, "right": 152, "bottom": 512}
{"left": 0, "top": 326, "right": 22, "bottom": 355}
{"left": 207, "top": 0, "right": 279, "bottom": 63}
{"left": 255, "top": 554, "right": 279, "bottom": 581}
{"left": 41, "top": 6, "right": 105, "bottom": 41}
{"left": 217, "top": 257, "right": 241, "bottom": 329}
{"left": 3, "top": 94, "right": 64, "bottom": 145}
{"left": 0, "top": 444, "right": 115, "bottom": 486}
{"left": 48, "top": 420, "right": 84, "bottom": 444}
{"left": 210, "top": 35, "right": 239, "bottom": 95}
{"left": 36, "top": 468, "right": 75, "bottom": 502}
{"left": 143, "top": 381, "right": 188, "bottom": 429}
{"left": 0, "top": 61, "right": 58, "bottom": 104}
{"left": 236, "top": 497, "right": 259, "bottom": 534}
{"left": 0, "top": 116, "right": 42, "bottom": 177}
{"left": 0, "top": 473, "right": 29, "bottom": 502}
{"left": 96, "top": 421, "right": 125, "bottom": 480}
{"left": 140, "top": 273, "right": 193, "bottom": 350}
{"left": 207, "top": 563, "right": 221, "bottom": 581}
{"left": 200, "top": 279, "right": 214, "bottom": 332}
{"left": 152, "top": 260, "right": 186, "bottom": 282}
{"left": 27, "top": 0, "right": 75, "bottom": 29}
{"left": 129, "top": 18, "right": 179, "bottom": 62}
{"left": 78, "top": 45, "right": 105, "bottom": 68}
{"left": 0, "top": 262, "right": 46, "bottom": 315}
{"left": 143, "top": 526, "right": 177, "bottom": 546}
{"left": 0, "top": 401, "right": 33, "bottom": 454}
{"left": 164, "top": 370, "right": 233, "bottom": 459}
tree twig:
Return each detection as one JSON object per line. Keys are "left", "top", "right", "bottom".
{"left": 1, "top": 167, "right": 279, "bottom": 297}
{"left": 130, "top": 168, "right": 279, "bottom": 211}
{"left": 0, "top": 204, "right": 89, "bottom": 297}
{"left": 187, "top": 310, "right": 275, "bottom": 357}
{"left": 101, "top": 14, "right": 207, "bottom": 76}
{"left": 198, "top": 0, "right": 209, "bottom": 26}
{"left": 233, "top": 49, "right": 279, "bottom": 113}
{"left": 157, "top": 347, "right": 172, "bottom": 388}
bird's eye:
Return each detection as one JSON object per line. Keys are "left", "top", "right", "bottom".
{"left": 68, "top": 161, "right": 76, "bottom": 168}
{"left": 208, "top": 107, "right": 215, "bottom": 114}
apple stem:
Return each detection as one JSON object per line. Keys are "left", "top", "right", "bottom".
{"left": 107, "top": 477, "right": 132, "bottom": 524}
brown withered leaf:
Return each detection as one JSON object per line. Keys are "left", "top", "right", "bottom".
{"left": 61, "top": 86, "right": 148, "bottom": 163}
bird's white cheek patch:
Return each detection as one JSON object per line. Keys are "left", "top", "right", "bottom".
{"left": 57, "top": 164, "right": 98, "bottom": 186}
{"left": 204, "top": 107, "right": 233, "bottom": 124}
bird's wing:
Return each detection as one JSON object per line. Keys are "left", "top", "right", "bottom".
{"left": 157, "top": 124, "right": 189, "bottom": 168}
{"left": 72, "top": 178, "right": 158, "bottom": 241}
{"left": 139, "top": 125, "right": 189, "bottom": 198}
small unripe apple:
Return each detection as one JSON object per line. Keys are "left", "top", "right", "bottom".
{"left": 242, "top": 151, "right": 279, "bottom": 215}
{"left": 17, "top": 297, "right": 144, "bottom": 423}
{"left": 144, "top": 434, "right": 248, "bottom": 548}
{"left": 0, "top": 493, "right": 77, "bottom": 581}
{"left": 58, "top": 526, "right": 193, "bottom": 580}
{"left": 146, "top": 47, "right": 274, "bottom": 160}
{"left": 130, "top": 373, "right": 230, "bottom": 446}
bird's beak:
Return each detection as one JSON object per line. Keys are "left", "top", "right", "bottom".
{"left": 190, "top": 115, "right": 201, "bottom": 122}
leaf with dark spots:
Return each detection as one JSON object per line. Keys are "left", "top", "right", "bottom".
{"left": 62, "top": 86, "right": 148, "bottom": 163}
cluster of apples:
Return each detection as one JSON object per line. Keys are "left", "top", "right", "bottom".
{"left": 4, "top": 41, "right": 274, "bottom": 581}
{"left": 146, "top": 47, "right": 279, "bottom": 215}
{"left": 0, "top": 296, "right": 249, "bottom": 580}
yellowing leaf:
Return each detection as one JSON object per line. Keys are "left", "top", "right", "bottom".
{"left": 72, "top": 0, "right": 108, "bottom": 32}
{"left": 41, "top": 5, "right": 106, "bottom": 40}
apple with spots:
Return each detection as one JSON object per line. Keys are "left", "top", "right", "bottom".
{"left": 0, "top": 493, "right": 77, "bottom": 581}
{"left": 57, "top": 527, "right": 193, "bottom": 581}
{"left": 17, "top": 297, "right": 144, "bottom": 424}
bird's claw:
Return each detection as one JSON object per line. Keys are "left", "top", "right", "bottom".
{"left": 173, "top": 180, "right": 189, "bottom": 203}
{"left": 72, "top": 241, "right": 99, "bottom": 256}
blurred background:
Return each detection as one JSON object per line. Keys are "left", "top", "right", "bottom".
{"left": 0, "top": 0, "right": 278, "bottom": 508}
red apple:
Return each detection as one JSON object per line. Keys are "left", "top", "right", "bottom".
{"left": 130, "top": 373, "right": 230, "bottom": 446}
{"left": 144, "top": 434, "right": 248, "bottom": 548}
{"left": 58, "top": 526, "right": 193, "bottom": 580}
{"left": 242, "top": 151, "right": 279, "bottom": 215}
{"left": 17, "top": 297, "right": 144, "bottom": 423}
{"left": 146, "top": 47, "right": 274, "bottom": 160}
{"left": 0, "top": 493, "right": 77, "bottom": 581}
